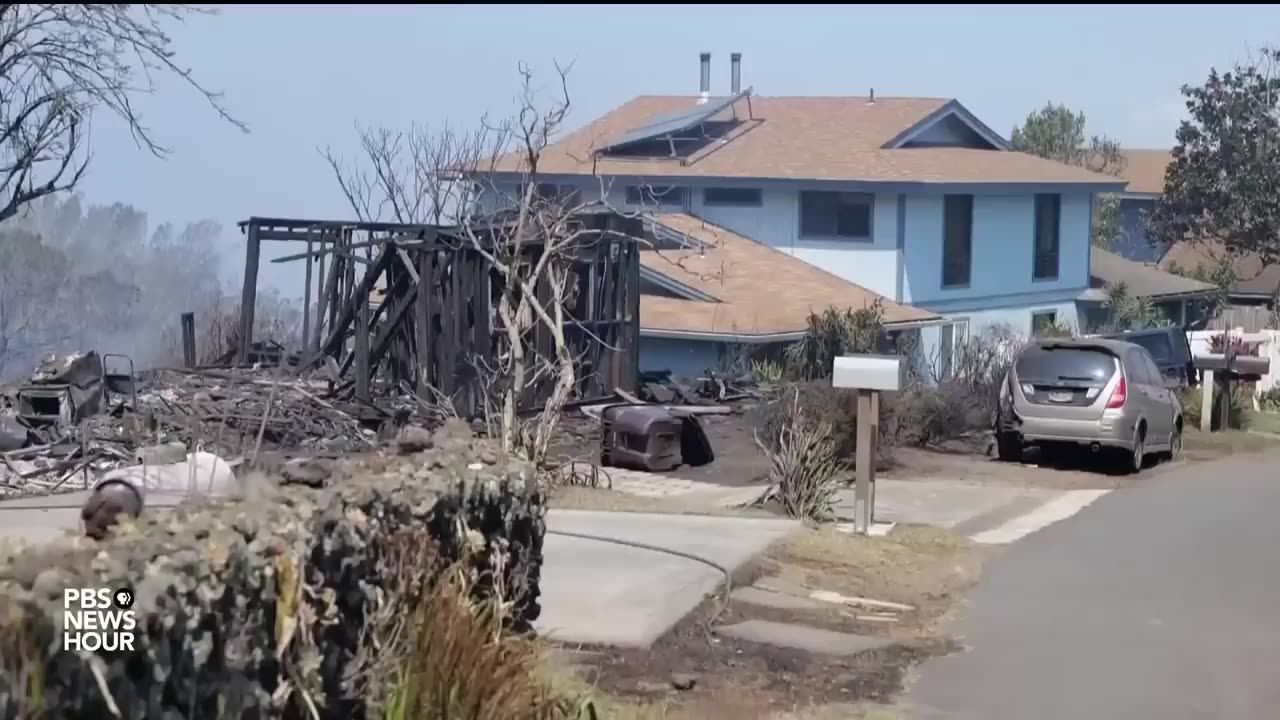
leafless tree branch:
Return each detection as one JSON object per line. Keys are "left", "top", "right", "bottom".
{"left": 0, "top": 4, "right": 245, "bottom": 223}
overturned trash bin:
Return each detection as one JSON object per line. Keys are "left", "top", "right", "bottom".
{"left": 599, "top": 404, "right": 715, "bottom": 472}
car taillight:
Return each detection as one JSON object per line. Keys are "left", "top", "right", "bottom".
{"left": 1106, "top": 376, "right": 1127, "bottom": 408}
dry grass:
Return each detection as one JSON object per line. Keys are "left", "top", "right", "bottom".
{"left": 1246, "top": 410, "right": 1280, "bottom": 436}
{"left": 1182, "top": 427, "right": 1280, "bottom": 460}
{"left": 359, "top": 532, "right": 581, "bottom": 720}
{"left": 550, "top": 667, "right": 903, "bottom": 720}
{"left": 763, "top": 525, "right": 986, "bottom": 634}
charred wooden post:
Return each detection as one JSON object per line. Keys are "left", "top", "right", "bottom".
{"left": 302, "top": 234, "right": 314, "bottom": 352}
{"left": 237, "top": 222, "right": 262, "bottom": 365}
{"left": 180, "top": 313, "right": 197, "bottom": 369}
{"left": 355, "top": 297, "right": 370, "bottom": 403}
{"left": 314, "top": 234, "right": 328, "bottom": 353}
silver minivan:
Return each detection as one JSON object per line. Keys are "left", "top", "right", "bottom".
{"left": 994, "top": 338, "right": 1184, "bottom": 473}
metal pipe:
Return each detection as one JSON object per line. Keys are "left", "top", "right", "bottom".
{"left": 731, "top": 52, "right": 741, "bottom": 94}
{"left": 699, "top": 52, "right": 711, "bottom": 100}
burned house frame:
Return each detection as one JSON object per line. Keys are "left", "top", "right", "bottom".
{"left": 234, "top": 212, "right": 643, "bottom": 416}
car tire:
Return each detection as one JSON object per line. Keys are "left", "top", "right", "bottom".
{"left": 1123, "top": 429, "right": 1145, "bottom": 474}
{"left": 996, "top": 431, "right": 1022, "bottom": 462}
{"left": 1168, "top": 425, "right": 1182, "bottom": 461}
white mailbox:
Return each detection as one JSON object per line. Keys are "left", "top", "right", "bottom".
{"left": 832, "top": 354, "right": 903, "bottom": 392}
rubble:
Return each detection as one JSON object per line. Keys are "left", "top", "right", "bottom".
{"left": 0, "top": 359, "right": 444, "bottom": 499}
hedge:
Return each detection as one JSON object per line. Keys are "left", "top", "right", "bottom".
{"left": 0, "top": 419, "right": 547, "bottom": 720}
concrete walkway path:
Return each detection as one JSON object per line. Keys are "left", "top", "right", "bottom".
{"left": 906, "top": 450, "right": 1280, "bottom": 719}
{"left": 538, "top": 510, "right": 798, "bottom": 647}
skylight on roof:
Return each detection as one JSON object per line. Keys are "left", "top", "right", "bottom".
{"left": 595, "top": 89, "right": 753, "bottom": 160}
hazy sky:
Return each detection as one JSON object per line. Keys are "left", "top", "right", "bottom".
{"left": 75, "top": 4, "right": 1280, "bottom": 295}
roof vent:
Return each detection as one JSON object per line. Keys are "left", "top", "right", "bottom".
{"left": 698, "top": 52, "right": 711, "bottom": 104}
{"left": 730, "top": 53, "right": 742, "bottom": 95}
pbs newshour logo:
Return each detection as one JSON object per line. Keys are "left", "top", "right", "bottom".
{"left": 63, "top": 587, "right": 137, "bottom": 652}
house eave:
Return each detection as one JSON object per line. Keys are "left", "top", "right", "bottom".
{"left": 639, "top": 316, "right": 948, "bottom": 343}
{"left": 481, "top": 171, "right": 1125, "bottom": 194}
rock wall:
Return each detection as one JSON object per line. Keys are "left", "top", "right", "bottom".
{"left": 0, "top": 421, "right": 546, "bottom": 720}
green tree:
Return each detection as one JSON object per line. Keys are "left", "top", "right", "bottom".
{"left": 1149, "top": 47, "right": 1280, "bottom": 264}
{"left": 1011, "top": 103, "right": 1128, "bottom": 250}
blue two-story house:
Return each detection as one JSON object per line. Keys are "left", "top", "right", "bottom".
{"left": 481, "top": 54, "right": 1126, "bottom": 377}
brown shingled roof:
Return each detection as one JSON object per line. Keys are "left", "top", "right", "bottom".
{"left": 496, "top": 96, "right": 1124, "bottom": 185}
{"left": 1118, "top": 148, "right": 1172, "bottom": 195}
{"left": 1089, "top": 246, "right": 1215, "bottom": 299}
{"left": 639, "top": 213, "right": 938, "bottom": 337}
{"left": 1158, "top": 239, "right": 1280, "bottom": 296}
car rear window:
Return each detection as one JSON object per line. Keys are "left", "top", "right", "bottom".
{"left": 1127, "top": 333, "right": 1175, "bottom": 362}
{"left": 1015, "top": 346, "right": 1117, "bottom": 384}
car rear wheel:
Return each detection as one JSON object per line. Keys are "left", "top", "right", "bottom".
{"left": 1168, "top": 425, "right": 1182, "bottom": 461}
{"left": 1124, "top": 429, "right": 1145, "bottom": 474}
{"left": 996, "top": 431, "right": 1022, "bottom": 462}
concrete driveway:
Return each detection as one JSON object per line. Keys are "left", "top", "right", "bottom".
{"left": 540, "top": 510, "right": 798, "bottom": 647}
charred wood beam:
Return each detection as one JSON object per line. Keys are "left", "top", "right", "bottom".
{"left": 314, "top": 238, "right": 328, "bottom": 353}
{"left": 310, "top": 247, "right": 393, "bottom": 365}
{"left": 302, "top": 235, "right": 313, "bottom": 351}
{"left": 354, "top": 299, "right": 370, "bottom": 402}
{"left": 416, "top": 246, "right": 435, "bottom": 393}
{"left": 237, "top": 222, "right": 262, "bottom": 365}
{"left": 270, "top": 236, "right": 449, "bottom": 263}
{"left": 358, "top": 283, "right": 419, "bottom": 381}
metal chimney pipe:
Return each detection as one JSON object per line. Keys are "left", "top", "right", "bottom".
{"left": 699, "top": 52, "right": 711, "bottom": 103}
{"left": 730, "top": 53, "right": 741, "bottom": 94}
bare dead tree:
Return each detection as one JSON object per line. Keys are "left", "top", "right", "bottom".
{"left": 323, "top": 61, "right": 617, "bottom": 466}
{"left": 0, "top": 4, "right": 246, "bottom": 223}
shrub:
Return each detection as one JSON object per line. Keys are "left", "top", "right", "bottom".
{"left": 751, "top": 357, "right": 785, "bottom": 385}
{"left": 786, "top": 303, "right": 888, "bottom": 380}
{"left": 1181, "top": 384, "right": 1251, "bottom": 431}
{"left": 754, "top": 381, "right": 896, "bottom": 468}
{"left": 889, "top": 382, "right": 994, "bottom": 448}
{"left": 753, "top": 388, "right": 846, "bottom": 522}
{"left": 1259, "top": 386, "right": 1280, "bottom": 412}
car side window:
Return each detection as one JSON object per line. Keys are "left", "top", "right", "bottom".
{"left": 1126, "top": 350, "right": 1150, "bottom": 385}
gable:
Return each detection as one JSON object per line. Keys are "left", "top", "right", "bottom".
{"left": 882, "top": 100, "right": 1009, "bottom": 151}
{"left": 899, "top": 113, "right": 999, "bottom": 149}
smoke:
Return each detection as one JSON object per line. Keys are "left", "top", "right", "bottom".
{"left": 0, "top": 194, "right": 304, "bottom": 382}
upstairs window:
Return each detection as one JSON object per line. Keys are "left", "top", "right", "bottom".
{"left": 703, "top": 187, "right": 762, "bottom": 207}
{"left": 626, "top": 185, "right": 687, "bottom": 208}
{"left": 942, "top": 195, "right": 973, "bottom": 288}
{"left": 799, "top": 192, "right": 873, "bottom": 240}
{"left": 1033, "top": 194, "right": 1061, "bottom": 281}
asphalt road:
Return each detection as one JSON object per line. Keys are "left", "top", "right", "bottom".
{"left": 907, "top": 450, "right": 1280, "bottom": 720}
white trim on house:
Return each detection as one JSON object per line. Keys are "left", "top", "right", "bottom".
{"left": 638, "top": 316, "right": 950, "bottom": 344}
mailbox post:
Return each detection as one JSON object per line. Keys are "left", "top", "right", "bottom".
{"left": 832, "top": 354, "right": 904, "bottom": 534}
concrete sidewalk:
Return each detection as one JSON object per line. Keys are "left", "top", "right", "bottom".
{"left": 538, "top": 510, "right": 798, "bottom": 647}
